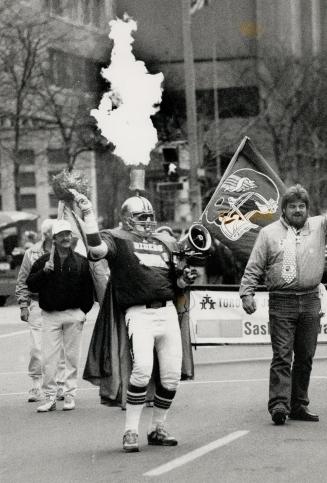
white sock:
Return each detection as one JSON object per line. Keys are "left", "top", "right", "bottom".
{"left": 32, "top": 378, "right": 42, "bottom": 389}
{"left": 124, "top": 403, "right": 144, "bottom": 433}
{"left": 149, "top": 407, "right": 169, "bottom": 432}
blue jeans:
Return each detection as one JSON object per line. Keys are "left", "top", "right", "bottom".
{"left": 268, "top": 291, "right": 320, "bottom": 414}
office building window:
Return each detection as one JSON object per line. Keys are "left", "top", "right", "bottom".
{"left": 49, "top": 0, "right": 63, "bottom": 16}
{"left": 156, "top": 192, "right": 176, "bottom": 222}
{"left": 21, "top": 194, "right": 36, "bottom": 209}
{"left": 81, "top": 0, "right": 105, "bottom": 27}
{"left": 49, "top": 193, "right": 58, "bottom": 208}
{"left": 18, "top": 150, "right": 35, "bottom": 166}
{"left": 45, "top": 0, "right": 105, "bottom": 29}
{"left": 18, "top": 172, "right": 36, "bottom": 187}
{"left": 47, "top": 148, "right": 68, "bottom": 165}
{"left": 49, "top": 49, "right": 103, "bottom": 92}
{"left": 196, "top": 86, "right": 260, "bottom": 118}
{"left": 218, "top": 86, "right": 259, "bottom": 118}
{"left": 158, "top": 85, "right": 259, "bottom": 124}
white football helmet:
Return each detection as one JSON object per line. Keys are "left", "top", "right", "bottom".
{"left": 121, "top": 196, "right": 157, "bottom": 235}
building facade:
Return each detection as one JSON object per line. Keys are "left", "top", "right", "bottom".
{"left": 0, "top": 0, "right": 114, "bottom": 226}
{"left": 1, "top": 0, "right": 326, "bottom": 229}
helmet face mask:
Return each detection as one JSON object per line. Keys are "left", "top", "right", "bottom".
{"left": 121, "top": 196, "right": 157, "bottom": 236}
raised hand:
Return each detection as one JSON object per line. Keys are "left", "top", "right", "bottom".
{"left": 69, "top": 189, "right": 93, "bottom": 214}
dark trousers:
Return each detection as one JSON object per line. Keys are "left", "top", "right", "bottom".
{"left": 268, "top": 291, "right": 320, "bottom": 414}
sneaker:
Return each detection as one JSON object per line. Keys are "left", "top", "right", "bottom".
{"left": 37, "top": 397, "right": 56, "bottom": 413}
{"left": 63, "top": 394, "right": 75, "bottom": 411}
{"left": 147, "top": 424, "right": 178, "bottom": 446}
{"left": 123, "top": 430, "right": 139, "bottom": 453}
{"left": 56, "top": 386, "right": 64, "bottom": 401}
{"left": 28, "top": 387, "right": 43, "bottom": 403}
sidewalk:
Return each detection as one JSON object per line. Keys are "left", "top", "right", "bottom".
{"left": 192, "top": 343, "right": 327, "bottom": 365}
{"left": 3, "top": 302, "right": 327, "bottom": 366}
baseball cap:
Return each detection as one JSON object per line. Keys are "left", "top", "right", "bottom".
{"left": 52, "top": 219, "right": 73, "bottom": 236}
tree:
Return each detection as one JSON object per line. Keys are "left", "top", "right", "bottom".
{"left": 0, "top": 2, "right": 51, "bottom": 209}
{"left": 0, "top": 1, "right": 106, "bottom": 209}
{"left": 38, "top": 82, "right": 105, "bottom": 172}
{"left": 239, "top": 47, "right": 327, "bottom": 214}
{"left": 154, "top": 45, "right": 327, "bottom": 215}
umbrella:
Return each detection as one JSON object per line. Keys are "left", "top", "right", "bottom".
{"left": 0, "top": 211, "right": 39, "bottom": 230}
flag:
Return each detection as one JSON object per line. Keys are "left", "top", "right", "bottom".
{"left": 190, "top": 0, "right": 210, "bottom": 15}
{"left": 200, "top": 136, "right": 287, "bottom": 267}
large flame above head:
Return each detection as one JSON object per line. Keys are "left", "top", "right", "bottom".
{"left": 91, "top": 15, "right": 164, "bottom": 166}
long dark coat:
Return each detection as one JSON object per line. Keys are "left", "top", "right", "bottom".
{"left": 83, "top": 269, "right": 194, "bottom": 408}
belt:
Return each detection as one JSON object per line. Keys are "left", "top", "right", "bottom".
{"left": 145, "top": 300, "right": 167, "bottom": 309}
{"left": 270, "top": 287, "right": 319, "bottom": 297}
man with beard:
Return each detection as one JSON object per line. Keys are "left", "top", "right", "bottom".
{"left": 73, "top": 191, "right": 198, "bottom": 453}
{"left": 240, "top": 184, "right": 326, "bottom": 425}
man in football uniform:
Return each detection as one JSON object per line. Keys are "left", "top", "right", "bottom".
{"left": 73, "top": 191, "right": 198, "bottom": 453}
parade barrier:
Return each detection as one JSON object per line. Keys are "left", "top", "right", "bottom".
{"left": 187, "top": 285, "right": 327, "bottom": 345}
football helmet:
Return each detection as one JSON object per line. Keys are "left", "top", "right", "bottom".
{"left": 121, "top": 196, "right": 157, "bottom": 235}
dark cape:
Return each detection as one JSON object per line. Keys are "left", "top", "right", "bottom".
{"left": 82, "top": 231, "right": 194, "bottom": 408}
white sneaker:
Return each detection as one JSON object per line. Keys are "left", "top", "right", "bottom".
{"left": 123, "top": 430, "right": 139, "bottom": 452}
{"left": 37, "top": 397, "right": 56, "bottom": 413}
{"left": 28, "top": 387, "right": 43, "bottom": 402}
{"left": 63, "top": 394, "right": 75, "bottom": 411}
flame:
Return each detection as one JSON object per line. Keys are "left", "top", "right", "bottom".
{"left": 91, "top": 15, "right": 164, "bottom": 166}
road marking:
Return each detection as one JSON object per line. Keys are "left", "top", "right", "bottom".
{"left": 0, "top": 370, "right": 87, "bottom": 376}
{"left": 1, "top": 375, "right": 326, "bottom": 396}
{"left": 181, "top": 375, "right": 327, "bottom": 385}
{"left": 182, "top": 378, "right": 267, "bottom": 384}
{"left": 0, "top": 386, "right": 97, "bottom": 397}
{"left": 0, "top": 330, "right": 29, "bottom": 339}
{"left": 143, "top": 430, "right": 249, "bottom": 477}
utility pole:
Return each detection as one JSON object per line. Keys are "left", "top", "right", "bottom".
{"left": 211, "top": 9, "right": 221, "bottom": 181}
{"left": 181, "top": 0, "right": 202, "bottom": 220}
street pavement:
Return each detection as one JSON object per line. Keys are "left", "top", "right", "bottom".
{"left": 2, "top": 304, "right": 327, "bottom": 483}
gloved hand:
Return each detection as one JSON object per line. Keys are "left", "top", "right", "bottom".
{"left": 69, "top": 189, "right": 93, "bottom": 215}
{"left": 20, "top": 307, "right": 29, "bottom": 322}
{"left": 182, "top": 266, "right": 199, "bottom": 284}
{"left": 177, "top": 266, "right": 199, "bottom": 288}
{"left": 43, "top": 260, "right": 54, "bottom": 273}
{"left": 241, "top": 294, "right": 257, "bottom": 314}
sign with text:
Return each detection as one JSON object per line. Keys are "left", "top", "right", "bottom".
{"left": 188, "top": 289, "right": 327, "bottom": 345}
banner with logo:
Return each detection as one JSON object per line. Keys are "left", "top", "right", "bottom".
{"left": 188, "top": 288, "right": 327, "bottom": 345}
{"left": 200, "top": 137, "right": 287, "bottom": 266}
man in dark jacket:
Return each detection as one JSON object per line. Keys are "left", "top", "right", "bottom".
{"left": 27, "top": 219, "right": 93, "bottom": 412}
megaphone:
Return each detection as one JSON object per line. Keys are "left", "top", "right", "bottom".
{"left": 177, "top": 223, "right": 212, "bottom": 266}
